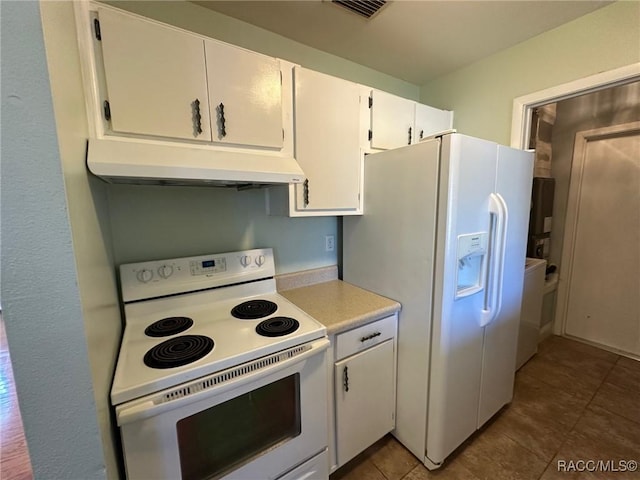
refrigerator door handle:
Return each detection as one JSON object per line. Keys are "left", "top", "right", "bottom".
{"left": 480, "top": 193, "right": 508, "bottom": 327}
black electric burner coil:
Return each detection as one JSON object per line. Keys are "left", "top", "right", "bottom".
{"left": 256, "top": 317, "right": 300, "bottom": 337}
{"left": 231, "top": 299, "right": 278, "bottom": 319}
{"left": 144, "top": 316, "right": 193, "bottom": 337}
{"left": 143, "top": 335, "right": 214, "bottom": 369}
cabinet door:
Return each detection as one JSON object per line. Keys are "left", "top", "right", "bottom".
{"left": 98, "top": 8, "right": 211, "bottom": 142}
{"left": 294, "top": 67, "right": 361, "bottom": 212}
{"left": 369, "top": 90, "right": 415, "bottom": 150}
{"left": 334, "top": 339, "right": 395, "bottom": 467}
{"left": 413, "top": 103, "right": 453, "bottom": 143}
{"left": 205, "top": 40, "right": 283, "bottom": 149}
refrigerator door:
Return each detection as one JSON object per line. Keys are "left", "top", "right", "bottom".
{"left": 477, "top": 145, "right": 533, "bottom": 427}
{"left": 426, "top": 134, "right": 498, "bottom": 465}
{"left": 343, "top": 140, "right": 440, "bottom": 461}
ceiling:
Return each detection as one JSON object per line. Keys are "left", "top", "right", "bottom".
{"left": 192, "top": 0, "right": 612, "bottom": 85}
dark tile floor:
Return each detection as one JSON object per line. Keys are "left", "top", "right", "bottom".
{"left": 2, "top": 326, "right": 639, "bottom": 480}
{"left": 331, "top": 336, "right": 640, "bottom": 480}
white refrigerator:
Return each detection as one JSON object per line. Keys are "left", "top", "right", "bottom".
{"left": 343, "top": 133, "right": 533, "bottom": 468}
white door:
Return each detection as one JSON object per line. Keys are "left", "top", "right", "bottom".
{"left": 427, "top": 134, "right": 497, "bottom": 465}
{"left": 562, "top": 123, "right": 640, "bottom": 356}
{"left": 477, "top": 144, "right": 533, "bottom": 427}
{"left": 369, "top": 90, "right": 415, "bottom": 150}
{"left": 343, "top": 140, "right": 440, "bottom": 461}
{"left": 98, "top": 7, "right": 212, "bottom": 142}
{"left": 205, "top": 40, "right": 283, "bottom": 149}
{"left": 413, "top": 103, "right": 453, "bottom": 143}
{"left": 293, "top": 67, "right": 361, "bottom": 212}
{"left": 334, "top": 340, "right": 395, "bottom": 466}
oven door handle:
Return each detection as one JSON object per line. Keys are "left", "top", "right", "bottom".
{"left": 116, "top": 337, "right": 330, "bottom": 426}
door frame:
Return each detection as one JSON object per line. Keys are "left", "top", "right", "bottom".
{"left": 556, "top": 121, "right": 640, "bottom": 339}
{"left": 510, "top": 63, "right": 640, "bottom": 335}
{"left": 510, "top": 63, "right": 640, "bottom": 150}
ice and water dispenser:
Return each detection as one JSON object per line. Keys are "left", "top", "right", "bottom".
{"left": 456, "top": 232, "right": 488, "bottom": 299}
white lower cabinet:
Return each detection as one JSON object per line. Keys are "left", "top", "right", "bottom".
{"left": 331, "top": 315, "right": 397, "bottom": 470}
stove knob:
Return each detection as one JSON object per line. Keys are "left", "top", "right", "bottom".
{"left": 255, "top": 255, "right": 265, "bottom": 266}
{"left": 158, "top": 264, "right": 173, "bottom": 279}
{"left": 240, "top": 255, "right": 252, "bottom": 267}
{"left": 136, "top": 269, "right": 153, "bottom": 283}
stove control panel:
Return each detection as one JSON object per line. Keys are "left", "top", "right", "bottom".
{"left": 120, "top": 248, "right": 275, "bottom": 302}
{"left": 190, "top": 257, "right": 227, "bottom": 276}
{"left": 136, "top": 268, "right": 154, "bottom": 283}
{"left": 157, "top": 264, "right": 174, "bottom": 279}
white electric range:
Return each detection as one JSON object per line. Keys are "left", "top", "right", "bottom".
{"left": 111, "top": 248, "right": 329, "bottom": 480}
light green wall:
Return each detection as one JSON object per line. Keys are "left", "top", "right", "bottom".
{"left": 109, "top": 185, "right": 338, "bottom": 273}
{"left": 1, "top": 1, "right": 107, "bottom": 477}
{"left": 420, "top": 1, "right": 640, "bottom": 146}
{"left": 99, "top": 1, "right": 419, "bottom": 273}
{"left": 105, "top": 0, "right": 419, "bottom": 100}
{"left": 40, "top": 2, "right": 123, "bottom": 476}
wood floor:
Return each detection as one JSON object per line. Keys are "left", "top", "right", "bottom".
{"left": 331, "top": 336, "right": 640, "bottom": 480}
{"left": 0, "top": 317, "right": 33, "bottom": 480}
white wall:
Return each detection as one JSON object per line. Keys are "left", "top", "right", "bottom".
{"left": 0, "top": 1, "right": 106, "bottom": 478}
{"left": 420, "top": 1, "right": 640, "bottom": 145}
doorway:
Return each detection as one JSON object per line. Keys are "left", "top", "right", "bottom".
{"left": 562, "top": 123, "right": 640, "bottom": 356}
{"left": 512, "top": 65, "right": 640, "bottom": 356}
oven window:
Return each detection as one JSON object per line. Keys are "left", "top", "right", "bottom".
{"left": 177, "top": 373, "right": 301, "bottom": 480}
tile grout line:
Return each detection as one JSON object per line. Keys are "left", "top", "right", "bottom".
{"left": 536, "top": 356, "right": 622, "bottom": 479}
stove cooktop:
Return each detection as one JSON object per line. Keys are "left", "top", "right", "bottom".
{"left": 111, "top": 281, "right": 326, "bottom": 406}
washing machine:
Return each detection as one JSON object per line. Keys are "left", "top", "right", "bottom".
{"left": 516, "top": 258, "right": 546, "bottom": 370}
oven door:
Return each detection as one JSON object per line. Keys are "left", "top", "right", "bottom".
{"left": 115, "top": 338, "right": 329, "bottom": 480}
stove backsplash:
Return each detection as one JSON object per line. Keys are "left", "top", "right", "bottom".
{"left": 107, "top": 184, "right": 338, "bottom": 275}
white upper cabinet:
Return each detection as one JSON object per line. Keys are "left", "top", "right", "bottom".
{"left": 294, "top": 67, "right": 361, "bottom": 213}
{"left": 368, "top": 90, "right": 415, "bottom": 150}
{"left": 413, "top": 103, "right": 454, "bottom": 143}
{"left": 365, "top": 88, "right": 454, "bottom": 150}
{"left": 268, "top": 67, "right": 362, "bottom": 216}
{"left": 98, "top": 7, "right": 212, "bottom": 142}
{"left": 204, "top": 40, "right": 283, "bottom": 149}
{"left": 96, "top": 7, "right": 285, "bottom": 151}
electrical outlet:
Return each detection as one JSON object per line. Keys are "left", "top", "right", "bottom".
{"left": 325, "top": 235, "right": 335, "bottom": 252}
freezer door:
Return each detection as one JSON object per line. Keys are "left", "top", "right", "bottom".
{"left": 343, "top": 140, "right": 440, "bottom": 461}
{"left": 426, "top": 134, "right": 498, "bottom": 465}
{"left": 477, "top": 145, "right": 533, "bottom": 427}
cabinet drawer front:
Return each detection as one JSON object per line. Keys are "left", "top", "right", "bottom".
{"left": 336, "top": 315, "right": 396, "bottom": 360}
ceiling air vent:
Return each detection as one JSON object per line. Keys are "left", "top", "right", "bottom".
{"left": 332, "top": 0, "right": 387, "bottom": 19}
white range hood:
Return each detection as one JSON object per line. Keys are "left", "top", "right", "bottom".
{"left": 86, "top": 138, "right": 305, "bottom": 187}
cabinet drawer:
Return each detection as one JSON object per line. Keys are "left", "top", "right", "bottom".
{"left": 335, "top": 315, "right": 396, "bottom": 360}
